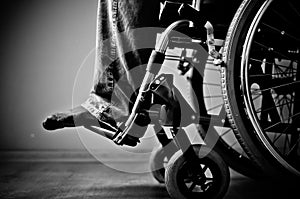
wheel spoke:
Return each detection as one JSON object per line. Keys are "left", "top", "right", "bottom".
{"left": 261, "top": 22, "right": 300, "bottom": 43}
{"left": 286, "top": 136, "right": 300, "bottom": 156}
{"left": 259, "top": 80, "right": 300, "bottom": 93}
{"left": 249, "top": 71, "right": 298, "bottom": 78}
{"left": 249, "top": 58, "right": 298, "bottom": 70}
{"left": 288, "top": 1, "right": 300, "bottom": 18}
{"left": 272, "top": 132, "right": 282, "bottom": 144}
{"left": 271, "top": 6, "right": 300, "bottom": 31}
{"left": 201, "top": 165, "right": 208, "bottom": 173}
{"left": 188, "top": 181, "right": 198, "bottom": 192}
{"left": 204, "top": 95, "right": 223, "bottom": 98}
{"left": 219, "top": 128, "right": 232, "bottom": 137}
{"left": 229, "top": 141, "right": 238, "bottom": 148}
{"left": 254, "top": 41, "right": 298, "bottom": 61}
{"left": 255, "top": 99, "right": 300, "bottom": 114}
{"left": 264, "top": 112, "right": 300, "bottom": 131}
{"left": 206, "top": 103, "right": 223, "bottom": 112}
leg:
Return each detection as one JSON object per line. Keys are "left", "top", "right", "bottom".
{"left": 43, "top": 0, "right": 160, "bottom": 131}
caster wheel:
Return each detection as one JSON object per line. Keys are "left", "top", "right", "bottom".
{"left": 150, "top": 142, "right": 178, "bottom": 183}
{"left": 165, "top": 144, "right": 230, "bottom": 199}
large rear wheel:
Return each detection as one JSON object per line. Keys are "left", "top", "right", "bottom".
{"left": 222, "top": 0, "right": 300, "bottom": 177}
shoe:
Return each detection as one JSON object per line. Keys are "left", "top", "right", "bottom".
{"left": 43, "top": 105, "right": 140, "bottom": 147}
{"left": 42, "top": 106, "right": 115, "bottom": 131}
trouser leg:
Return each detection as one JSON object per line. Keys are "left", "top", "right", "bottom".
{"left": 82, "top": 0, "right": 161, "bottom": 122}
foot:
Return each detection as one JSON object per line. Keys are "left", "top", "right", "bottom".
{"left": 42, "top": 106, "right": 115, "bottom": 131}
{"left": 43, "top": 106, "right": 140, "bottom": 147}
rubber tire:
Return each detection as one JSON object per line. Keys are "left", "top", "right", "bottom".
{"left": 165, "top": 144, "right": 230, "bottom": 199}
{"left": 149, "top": 142, "right": 178, "bottom": 183}
{"left": 221, "top": 0, "right": 298, "bottom": 177}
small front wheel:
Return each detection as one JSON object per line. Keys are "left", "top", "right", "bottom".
{"left": 165, "top": 145, "right": 230, "bottom": 199}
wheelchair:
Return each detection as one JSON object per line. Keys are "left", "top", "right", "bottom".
{"left": 86, "top": 0, "right": 300, "bottom": 198}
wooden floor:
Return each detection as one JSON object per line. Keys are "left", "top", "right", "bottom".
{"left": 0, "top": 151, "right": 298, "bottom": 199}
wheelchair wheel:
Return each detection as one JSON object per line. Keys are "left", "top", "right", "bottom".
{"left": 149, "top": 142, "right": 178, "bottom": 183}
{"left": 222, "top": 0, "right": 300, "bottom": 177}
{"left": 165, "top": 144, "right": 230, "bottom": 199}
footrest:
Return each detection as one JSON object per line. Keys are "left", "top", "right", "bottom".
{"left": 114, "top": 134, "right": 140, "bottom": 147}
{"left": 84, "top": 125, "right": 139, "bottom": 147}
